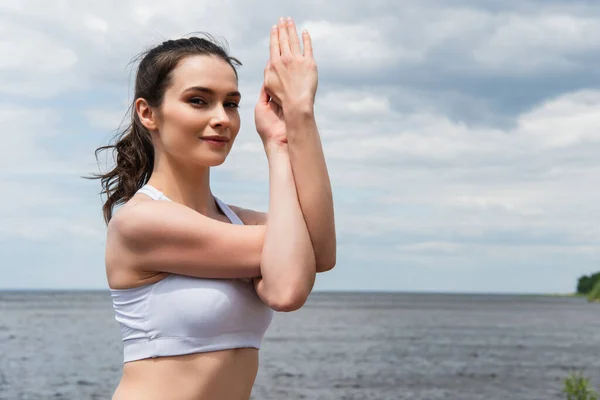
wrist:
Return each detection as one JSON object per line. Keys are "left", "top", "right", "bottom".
{"left": 283, "top": 101, "right": 314, "bottom": 120}
{"left": 264, "top": 141, "right": 289, "bottom": 156}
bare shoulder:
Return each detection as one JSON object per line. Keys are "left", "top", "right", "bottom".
{"left": 105, "top": 194, "right": 167, "bottom": 288}
{"left": 107, "top": 193, "right": 169, "bottom": 236}
{"left": 228, "top": 204, "right": 267, "bottom": 226}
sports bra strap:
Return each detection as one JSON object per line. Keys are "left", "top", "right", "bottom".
{"left": 137, "top": 185, "right": 166, "bottom": 201}
{"left": 137, "top": 184, "right": 243, "bottom": 225}
{"left": 214, "top": 198, "right": 243, "bottom": 225}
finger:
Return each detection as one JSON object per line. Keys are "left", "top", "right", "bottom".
{"left": 264, "top": 59, "right": 271, "bottom": 79}
{"left": 258, "top": 83, "right": 269, "bottom": 105}
{"left": 269, "top": 25, "right": 279, "bottom": 61}
{"left": 286, "top": 17, "right": 302, "bottom": 56}
{"left": 264, "top": 86, "right": 281, "bottom": 107}
{"left": 278, "top": 17, "right": 291, "bottom": 57}
{"left": 268, "top": 99, "right": 281, "bottom": 116}
{"left": 302, "top": 29, "right": 313, "bottom": 58}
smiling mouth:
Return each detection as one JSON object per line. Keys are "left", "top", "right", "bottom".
{"left": 200, "top": 136, "right": 230, "bottom": 143}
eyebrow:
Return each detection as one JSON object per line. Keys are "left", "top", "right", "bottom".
{"left": 183, "top": 86, "right": 241, "bottom": 97}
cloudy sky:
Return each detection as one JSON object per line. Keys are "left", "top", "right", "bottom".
{"left": 1, "top": 0, "right": 599, "bottom": 294}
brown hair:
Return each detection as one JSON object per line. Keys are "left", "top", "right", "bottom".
{"left": 86, "top": 34, "right": 242, "bottom": 224}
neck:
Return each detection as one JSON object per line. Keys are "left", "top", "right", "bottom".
{"left": 147, "top": 154, "right": 221, "bottom": 217}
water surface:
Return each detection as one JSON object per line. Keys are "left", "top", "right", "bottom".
{"left": 0, "top": 291, "right": 597, "bottom": 399}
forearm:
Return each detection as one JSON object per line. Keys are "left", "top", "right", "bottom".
{"left": 283, "top": 105, "right": 337, "bottom": 272}
{"left": 255, "top": 142, "right": 316, "bottom": 311}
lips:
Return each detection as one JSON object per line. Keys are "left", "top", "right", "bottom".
{"left": 200, "top": 136, "right": 230, "bottom": 143}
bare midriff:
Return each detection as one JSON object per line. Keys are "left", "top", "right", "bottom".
{"left": 112, "top": 348, "right": 259, "bottom": 400}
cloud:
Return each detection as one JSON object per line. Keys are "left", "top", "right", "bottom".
{"left": 0, "top": 104, "right": 63, "bottom": 171}
{"left": 471, "top": 14, "right": 600, "bottom": 73}
{"left": 1, "top": 0, "right": 600, "bottom": 292}
{"left": 302, "top": 20, "right": 415, "bottom": 70}
{"left": 320, "top": 88, "right": 600, "bottom": 173}
{"left": 85, "top": 108, "right": 129, "bottom": 132}
{"left": 518, "top": 90, "right": 600, "bottom": 147}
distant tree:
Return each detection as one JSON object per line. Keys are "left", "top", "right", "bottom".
{"left": 588, "top": 281, "right": 600, "bottom": 303}
{"left": 578, "top": 276, "right": 593, "bottom": 294}
{"left": 577, "top": 272, "right": 600, "bottom": 295}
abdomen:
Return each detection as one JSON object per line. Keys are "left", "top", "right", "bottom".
{"left": 114, "top": 348, "right": 259, "bottom": 400}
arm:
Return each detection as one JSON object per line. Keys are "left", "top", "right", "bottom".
{"left": 253, "top": 142, "right": 316, "bottom": 311}
{"left": 236, "top": 110, "right": 336, "bottom": 273}
{"left": 107, "top": 200, "right": 266, "bottom": 280}
{"left": 284, "top": 107, "right": 336, "bottom": 272}
{"left": 265, "top": 18, "right": 336, "bottom": 272}
{"left": 107, "top": 146, "right": 315, "bottom": 311}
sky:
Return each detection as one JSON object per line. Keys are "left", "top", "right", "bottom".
{"left": 1, "top": 0, "right": 599, "bottom": 293}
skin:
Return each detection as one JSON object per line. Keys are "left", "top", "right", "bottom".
{"left": 108, "top": 17, "right": 335, "bottom": 400}
{"left": 264, "top": 18, "right": 336, "bottom": 271}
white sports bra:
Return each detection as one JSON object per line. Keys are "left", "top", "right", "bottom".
{"left": 109, "top": 184, "right": 274, "bottom": 363}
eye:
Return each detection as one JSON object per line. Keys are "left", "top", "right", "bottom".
{"left": 225, "top": 102, "right": 240, "bottom": 109}
{"left": 189, "top": 97, "right": 207, "bottom": 105}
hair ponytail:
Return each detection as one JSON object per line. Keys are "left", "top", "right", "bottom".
{"left": 88, "top": 110, "right": 154, "bottom": 224}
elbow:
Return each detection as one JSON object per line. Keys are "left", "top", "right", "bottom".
{"left": 316, "top": 251, "right": 337, "bottom": 273}
{"left": 266, "top": 285, "right": 312, "bottom": 312}
{"left": 259, "top": 253, "right": 317, "bottom": 312}
{"left": 270, "top": 296, "right": 307, "bottom": 313}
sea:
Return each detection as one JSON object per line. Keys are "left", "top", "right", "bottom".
{"left": 0, "top": 291, "right": 598, "bottom": 400}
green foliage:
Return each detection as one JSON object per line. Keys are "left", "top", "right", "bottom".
{"left": 577, "top": 272, "right": 600, "bottom": 295}
{"left": 564, "top": 371, "right": 599, "bottom": 400}
{"left": 587, "top": 281, "right": 600, "bottom": 303}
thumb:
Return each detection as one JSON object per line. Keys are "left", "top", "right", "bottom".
{"left": 263, "top": 85, "right": 281, "bottom": 108}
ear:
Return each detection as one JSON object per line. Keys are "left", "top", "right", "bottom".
{"left": 135, "top": 98, "right": 158, "bottom": 132}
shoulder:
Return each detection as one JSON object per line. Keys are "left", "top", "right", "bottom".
{"left": 228, "top": 204, "right": 267, "bottom": 226}
{"left": 110, "top": 194, "right": 167, "bottom": 227}
{"left": 108, "top": 194, "right": 203, "bottom": 242}
{"left": 108, "top": 194, "right": 153, "bottom": 234}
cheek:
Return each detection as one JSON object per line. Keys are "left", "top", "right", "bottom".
{"left": 229, "top": 112, "right": 241, "bottom": 134}
{"left": 174, "top": 107, "right": 205, "bottom": 129}
{"left": 158, "top": 109, "right": 203, "bottom": 147}
{"left": 163, "top": 100, "right": 202, "bottom": 123}
{"left": 232, "top": 112, "right": 241, "bottom": 128}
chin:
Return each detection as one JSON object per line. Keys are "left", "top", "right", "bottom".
{"left": 199, "top": 152, "right": 229, "bottom": 167}
{"left": 206, "top": 158, "right": 227, "bottom": 167}
{"left": 190, "top": 142, "right": 233, "bottom": 167}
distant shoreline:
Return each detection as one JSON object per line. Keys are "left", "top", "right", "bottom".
{"left": 0, "top": 288, "right": 586, "bottom": 297}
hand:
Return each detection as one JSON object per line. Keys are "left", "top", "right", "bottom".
{"left": 254, "top": 83, "right": 287, "bottom": 146}
{"left": 264, "top": 17, "right": 318, "bottom": 112}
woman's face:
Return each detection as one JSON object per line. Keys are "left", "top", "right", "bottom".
{"left": 153, "top": 55, "right": 241, "bottom": 167}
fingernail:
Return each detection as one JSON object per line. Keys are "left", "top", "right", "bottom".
{"left": 287, "top": 17, "right": 293, "bottom": 23}
{"left": 279, "top": 17, "right": 284, "bottom": 23}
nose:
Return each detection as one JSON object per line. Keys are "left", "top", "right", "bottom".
{"left": 210, "top": 104, "right": 230, "bottom": 130}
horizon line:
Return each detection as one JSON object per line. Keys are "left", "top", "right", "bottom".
{"left": 0, "top": 288, "right": 577, "bottom": 296}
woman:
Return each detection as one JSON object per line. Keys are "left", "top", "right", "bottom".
{"left": 91, "top": 16, "right": 336, "bottom": 400}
